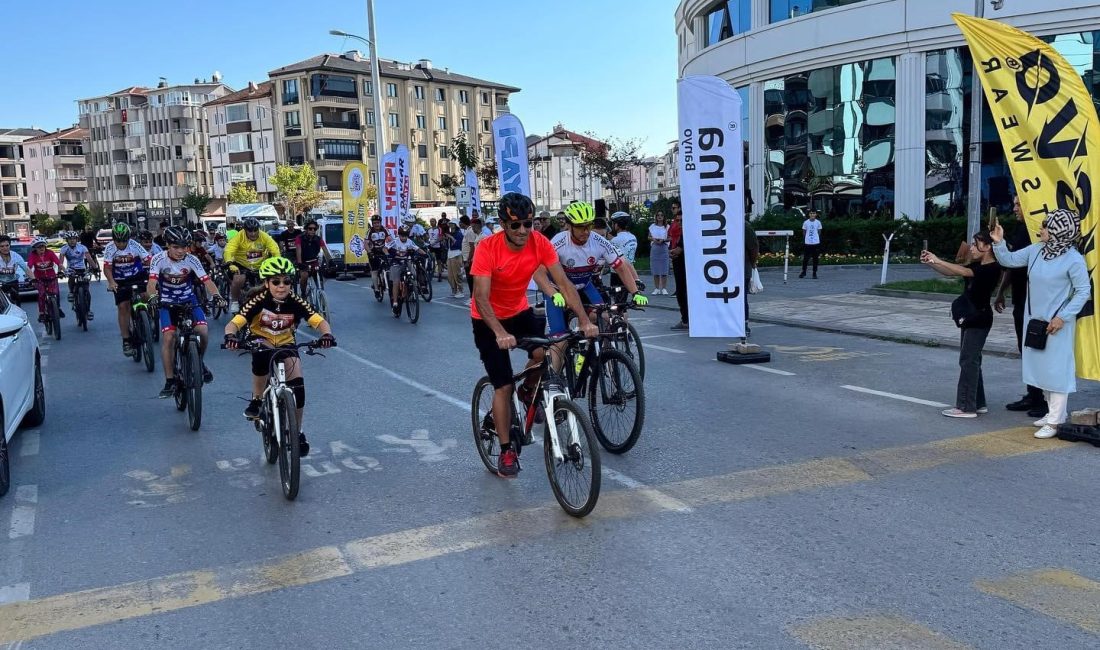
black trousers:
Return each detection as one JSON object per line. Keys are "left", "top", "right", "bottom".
{"left": 1012, "top": 299, "right": 1045, "bottom": 401}
{"left": 673, "top": 254, "right": 688, "bottom": 324}
{"left": 957, "top": 326, "right": 990, "bottom": 412}
{"left": 801, "top": 244, "right": 820, "bottom": 276}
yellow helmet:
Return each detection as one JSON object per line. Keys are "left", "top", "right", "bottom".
{"left": 562, "top": 202, "right": 595, "bottom": 226}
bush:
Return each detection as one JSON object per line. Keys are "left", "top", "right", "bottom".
{"left": 751, "top": 211, "right": 968, "bottom": 258}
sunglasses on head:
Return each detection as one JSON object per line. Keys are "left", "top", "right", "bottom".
{"left": 267, "top": 277, "right": 292, "bottom": 286}
{"left": 507, "top": 220, "right": 533, "bottom": 231}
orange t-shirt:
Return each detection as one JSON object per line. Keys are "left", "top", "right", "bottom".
{"left": 470, "top": 231, "right": 558, "bottom": 320}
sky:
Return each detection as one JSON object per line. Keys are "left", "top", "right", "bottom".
{"left": 0, "top": 0, "right": 679, "bottom": 155}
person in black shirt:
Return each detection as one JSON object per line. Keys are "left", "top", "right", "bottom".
{"left": 279, "top": 219, "right": 302, "bottom": 262}
{"left": 153, "top": 220, "right": 169, "bottom": 248}
{"left": 922, "top": 230, "right": 1001, "bottom": 418}
{"left": 994, "top": 195, "right": 1047, "bottom": 417}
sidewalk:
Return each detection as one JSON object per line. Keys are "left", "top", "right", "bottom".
{"left": 638, "top": 265, "right": 1020, "bottom": 358}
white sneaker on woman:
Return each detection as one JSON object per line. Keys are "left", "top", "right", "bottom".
{"left": 1033, "top": 417, "right": 1049, "bottom": 427}
{"left": 1034, "top": 424, "right": 1058, "bottom": 439}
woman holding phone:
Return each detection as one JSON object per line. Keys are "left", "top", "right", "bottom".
{"left": 648, "top": 211, "right": 670, "bottom": 294}
{"left": 991, "top": 208, "right": 1090, "bottom": 438}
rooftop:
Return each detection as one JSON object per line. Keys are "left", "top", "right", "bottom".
{"left": 204, "top": 81, "right": 273, "bottom": 107}
{"left": 268, "top": 53, "right": 520, "bottom": 92}
{"left": 0, "top": 128, "right": 49, "bottom": 139}
{"left": 23, "top": 126, "right": 88, "bottom": 143}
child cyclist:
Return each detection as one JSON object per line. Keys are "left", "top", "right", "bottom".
{"left": 223, "top": 257, "right": 336, "bottom": 457}
{"left": 27, "top": 237, "right": 65, "bottom": 321}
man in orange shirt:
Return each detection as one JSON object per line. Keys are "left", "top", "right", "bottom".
{"left": 470, "top": 193, "right": 598, "bottom": 478}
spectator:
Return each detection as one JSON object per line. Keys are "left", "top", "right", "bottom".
{"left": 995, "top": 195, "right": 1046, "bottom": 416}
{"left": 427, "top": 218, "right": 445, "bottom": 281}
{"left": 744, "top": 221, "right": 759, "bottom": 336}
{"left": 609, "top": 212, "right": 639, "bottom": 288}
{"left": 445, "top": 223, "right": 465, "bottom": 298}
{"left": 668, "top": 200, "right": 688, "bottom": 329}
{"left": 226, "top": 220, "right": 239, "bottom": 240}
{"left": 153, "top": 220, "right": 169, "bottom": 248}
{"left": 462, "top": 216, "right": 483, "bottom": 303}
{"left": 992, "top": 208, "right": 1091, "bottom": 438}
{"left": 649, "top": 211, "right": 670, "bottom": 294}
{"left": 922, "top": 230, "right": 1001, "bottom": 418}
{"left": 539, "top": 210, "right": 560, "bottom": 240}
{"left": 800, "top": 209, "right": 822, "bottom": 279}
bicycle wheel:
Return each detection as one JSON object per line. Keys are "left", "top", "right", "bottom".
{"left": 186, "top": 340, "right": 203, "bottom": 431}
{"left": 49, "top": 295, "right": 61, "bottom": 341}
{"left": 471, "top": 376, "right": 500, "bottom": 474}
{"left": 138, "top": 310, "right": 155, "bottom": 373}
{"left": 405, "top": 287, "right": 419, "bottom": 323}
{"left": 587, "top": 349, "right": 645, "bottom": 454}
{"left": 613, "top": 321, "right": 645, "bottom": 380}
{"left": 543, "top": 397, "right": 600, "bottom": 517}
{"left": 76, "top": 285, "right": 89, "bottom": 331}
{"left": 130, "top": 319, "right": 142, "bottom": 364}
{"left": 275, "top": 386, "right": 300, "bottom": 500}
{"left": 418, "top": 266, "right": 433, "bottom": 302}
{"left": 317, "top": 289, "right": 330, "bottom": 324}
{"left": 173, "top": 346, "right": 187, "bottom": 411}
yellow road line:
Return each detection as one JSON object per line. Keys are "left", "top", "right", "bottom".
{"left": 790, "top": 613, "right": 972, "bottom": 649}
{"left": 976, "top": 568, "right": 1100, "bottom": 634}
{"left": 0, "top": 427, "right": 1072, "bottom": 643}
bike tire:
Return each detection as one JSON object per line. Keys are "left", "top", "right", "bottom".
{"left": 317, "top": 289, "right": 331, "bottom": 324}
{"left": 471, "top": 376, "right": 500, "bottom": 474}
{"left": 47, "top": 295, "right": 61, "bottom": 341}
{"left": 543, "top": 397, "right": 601, "bottom": 517}
{"left": 587, "top": 349, "right": 645, "bottom": 454}
{"left": 186, "top": 340, "right": 203, "bottom": 431}
{"left": 406, "top": 288, "right": 419, "bottom": 324}
{"left": 76, "top": 285, "right": 89, "bottom": 331}
{"left": 139, "top": 310, "right": 155, "bottom": 373}
{"left": 418, "top": 267, "right": 433, "bottom": 302}
{"left": 130, "top": 319, "right": 142, "bottom": 364}
{"left": 173, "top": 346, "right": 187, "bottom": 411}
{"left": 615, "top": 321, "right": 645, "bottom": 381}
{"left": 275, "top": 387, "right": 300, "bottom": 500}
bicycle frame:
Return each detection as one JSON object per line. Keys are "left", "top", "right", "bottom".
{"left": 264, "top": 358, "right": 291, "bottom": 448}
{"left": 512, "top": 342, "right": 584, "bottom": 464}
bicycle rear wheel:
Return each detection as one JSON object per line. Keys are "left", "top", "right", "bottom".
{"left": 588, "top": 349, "right": 645, "bottom": 454}
{"left": 471, "top": 376, "right": 500, "bottom": 474}
{"left": 276, "top": 387, "right": 300, "bottom": 500}
{"left": 186, "top": 340, "right": 203, "bottom": 431}
{"left": 138, "top": 310, "right": 155, "bottom": 373}
{"left": 49, "top": 295, "right": 61, "bottom": 341}
{"left": 76, "top": 285, "right": 90, "bottom": 331}
{"left": 544, "top": 397, "right": 600, "bottom": 517}
{"left": 418, "top": 267, "right": 433, "bottom": 302}
{"left": 130, "top": 318, "right": 142, "bottom": 364}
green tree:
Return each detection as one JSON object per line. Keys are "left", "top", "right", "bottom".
{"left": 72, "top": 203, "right": 92, "bottom": 230}
{"left": 439, "top": 132, "right": 480, "bottom": 199}
{"left": 181, "top": 190, "right": 212, "bottom": 224}
{"left": 577, "top": 133, "right": 643, "bottom": 208}
{"left": 227, "top": 183, "right": 260, "bottom": 204}
{"left": 434, "top": 173, "right": 460, "bottom": 198}
{"left": 88, "top": 202, "right": 109, "bottom": 228}
{"left": 270, "top": 163, "right": 328, "bottom": 220}
{"left": 32, "top": 212, "right": 62, "bottom": 236}
{"left": 478, "top": 159, "right": 499, "bottom": 195}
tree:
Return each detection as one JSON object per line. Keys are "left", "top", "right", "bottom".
{"left": 227, "top": 183, "right": 260, "bottom": 204}
{"left": 270, "top": 163, "right": 328, "bottom": 221}
{"left": 577, "top": 133, "right": 643, "bottom": 208}
{"left": 181, "top": 190, "right": 212, "bottom": 225}
{"left": 88, "top": 202, "right": 108, "bottom": 228}
{"left": 72, "top": 203, "right": 92, "bottom": 230}
{"left": 32, "top": 212, "right": 61, "bottom": 236}
{"left": 478, "top": 159, "right": 499, "bottom": 195}
{"left": 448, "top": 132, "right": 479, "bottom": 172}
{"left": 434, "top": 173, "right": 460, "bottom": 198}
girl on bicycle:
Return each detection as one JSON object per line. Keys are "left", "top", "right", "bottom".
{"left": 28, "top": 237, "right": 65, "bottom": 322}
{"left": 224, "top": 257, "right": 335, "bottom": 458}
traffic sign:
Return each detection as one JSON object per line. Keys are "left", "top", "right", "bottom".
{"left": 455, "top": 186, "right": 471, "bottom": 207}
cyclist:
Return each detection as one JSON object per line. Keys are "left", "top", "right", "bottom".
{"left": 405, "top": 215, "right": 427, "bottom": 245}
{"left": 470, "top": 192, "right": 598, "bottom": 479}
{"left": 104, "top": 223, "right": 151, "bottom": 357}
{"left": 138, "top": 230, "right": 163, "bottom": 257}
{"left": 427, "top": 218, "right": 445, "bottom": 280}
{"left": 223, "top": 217, "right": 280, "bottom": 312}
{"left": 609, "top": 212, "right": 642, "bottom": 287}
{"left": 366, "top": 215, "right": 391, "bottom": 293}
{"left": 295, "top": 219, "right": 333, "bottom": 295}
{"left": 27, "top": 237, "right": 65, "bottom": 322}
{"left": 207, "top": 231, "right": 228, "bottom": 264}
{"left": 279, "top": 219, "right": 302, "bottom": 262}
{"left": 189, "top": 231, "right": 216, "bottom": 272}
{"left": 0, "top": 234, "right": 31, "bottom": 305}
{"left": 223, "top": 257, "right": 336, "bottom": 457}
{"left": 147, "top": 226, "right": 226, "bottom": 398}
{"left": 59, "top": 231, "right": 97, "bottom": 320}
{"left": 385, "top": 225, "right": 424, "bottom": 315}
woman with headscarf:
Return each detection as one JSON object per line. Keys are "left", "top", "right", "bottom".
{"left": 992, "top": 208, "right": 1091, "bottom": 439}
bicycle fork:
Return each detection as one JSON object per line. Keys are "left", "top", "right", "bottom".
{"left": 543, "top": 390, "right": 578, "bottom": 463}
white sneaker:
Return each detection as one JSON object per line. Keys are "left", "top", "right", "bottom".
{"left": 1033, "top": 417, "right": 1049, "bottom": 427}
{"left": 1034, "top": 424, "right": 1058, "bottom": 439}
{"left": 977, "top": 407, "right": 988, "bottom": 414}
{"left": 455, "top": 292, "right": 465, "bottom": 298}
{"left": 941, "top": 408, "right": 977, "bottom": 418}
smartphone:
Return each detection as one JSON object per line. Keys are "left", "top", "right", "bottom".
{"left": 923, "top": 239, "right": 928, "bottom": 252}
{"left": 988, "top": 207, "right": 997, "bottom": 230}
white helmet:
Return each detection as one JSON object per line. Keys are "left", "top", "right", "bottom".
{"left": 401, "top": 214, "right": 416, "bottom": 224}
{"left": 31, "top": 236, "right": 48, "bottom": 247}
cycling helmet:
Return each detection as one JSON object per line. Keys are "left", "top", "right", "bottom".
{"left": 241, "top": 217, "right": 260, "bottom": 231}
{"left": 397, "top": 226, "right": 411, "bottom": 237}
{"left": 562, "top": 202, "right": 596, "bottom": 226}
{"left": 610, "top": 211, "right": 633, "bottom": 229}
{"left": 401, "top": 214, "right": 416, "bottom": 224}
{"left": 31, "top": 236, "right": 48, "bottom": 247}
{"left": 163, "top": 225, "right": 191, "bottom": 246}
{"left": 191, "top": 229, "right": 208, "bottom": 243}
{"left": 371, "top": 214, "right": 381, "bottom": 223}
{"left": 498, "top": 192, "right": 535, "bottom": 222}
{"left": 64, "top": 230, "right": 78, "bottom": 240}
{"left": 214, "top": 232, "right": 227, "bottom": 242}
{"left": 112, "top": 223, "right": 132, "bottom": 241}
{"left": 259, "top": 256, "right": 296, "bottom": 279}
{"left": 137, "top": 229, "right": 153, "bottom": 241}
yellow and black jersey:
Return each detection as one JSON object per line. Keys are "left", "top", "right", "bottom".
{"left": 230, "top": 289, "right": 324, "bottom": 347}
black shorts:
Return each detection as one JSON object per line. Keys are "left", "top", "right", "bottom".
{"left": 472, "top": 308, "right": 545, "bottom": 389}
{"left": 251, "top": 347, "right": 299, "bottom": 377}
{"left": 113, "top": 272, "right": 149, "bottom": 306}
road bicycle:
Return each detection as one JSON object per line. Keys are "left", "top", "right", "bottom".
{"left": 471, "top": 332, "right": 601, "bottom": 517}
{"left": 35, "top": 277, "right": 62, "bottom": 341}
{"left": 227, "top": 339, "right": 330, "bottom": 500}
{"left": 68, "top": 270, "right": 93, "bottom": 332}
{"left": 117, "top": 279, "right": 156, "bottom": 373}
{"left": 302, "top": 262, "right": 331, "bottom": 324}
{"left": 559, "top": 331, "right": 645, "bottom": 454}
{"left": 208, "top": 266, "right": 230, "bottom": 319}
{"left": 166, "top": 302, "right": 209, "bottom": 431}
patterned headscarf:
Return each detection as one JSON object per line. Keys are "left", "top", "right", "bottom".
{"left": 1041, "top": 208, "right": 1081, "bottom": 261}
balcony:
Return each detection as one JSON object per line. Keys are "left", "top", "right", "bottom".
{"left": 56, "top": 177, "right": 87, "bottom": 189}
{"left": 56, "top": 153, "right": 85, "bottom": 166}
{"left": 314, "top": 123, "right": 362, "bottom": 136}
{"left": 285, "top": 126, "right": 303, "bottom": 138}
{"left": 313, "top": 159, "right": 346, "bottom": 170}
{"left": 287, "top": 156, "right": 306, "bottom": 165}
{"left": 110, "top": 135, "right": 128, "bottom": 150}
{"left": 309, "top": 95, "right": 359, "bottom": 107}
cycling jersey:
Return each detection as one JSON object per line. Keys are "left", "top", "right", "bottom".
{"left": 60, "top": 243, "right": 90, "bottom": 270}
{"left": 427, "top": 227, "right": 441, "bottom": 248}
{"left": 610, "top": 232, "right": 638, "bottom": 264}
{"left": 295, "top": 234, "right": 327, "bottom": 263}
{"left": 149, "top": 252, "right": 209, "bottom": 305}
{"left": 231, "top": 289, "right": 323, "bottom": 347}
{"left": 367, "top": 227, "right": 390, "bottom": 252}
{"left": 470, "top": 231, "right": 558, "bottom": 320}
{"left": 28, "top": 249, "right": 62, "bottom": 280}
{"left": 206, "top": 243, "right": 225, "bottom": 262}
{"left": 386, "top": 238, "right": 421, "bottom": 259}
{"left": 224, "top": 230, "right": 280, "bottom": 271}
{"left": 0, "top": 252, "right": 30, "bottom": 283}
{"left": 103, "top": 240, "right": 150, "bottom": 281}
{"left": 142, "top": 242, "right": 164, "bottom": 257}
{"left": 550, "top": 231, "right": 622, "bottom": 289}
{"left": 408, "top": 223, "right": 426, "bottom": 239}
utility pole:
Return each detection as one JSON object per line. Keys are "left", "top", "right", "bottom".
{"left": 966, "top": 0, "right": 1004, "bottom": 239}
{"left": 367, "top": 0, "right": 385, "bottom": 183}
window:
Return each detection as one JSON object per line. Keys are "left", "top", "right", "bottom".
{"left": 284, "top": 110, "right": 300, "bottom": 127}
{"left": 230, "top": 163, "right": 253, "bottom": 182}
{"left": 419, "top": 173, "right": 429, "bottom": 187}
{"left": 414, "top": 115, "right": 426, "bottom": 129}
{"left": 482, "top": 119, "right": 490, "bottom": 131}
{"left": 769, "top": 0, "right": 867, "bottom": 24}
{"left": 226, "top": 103, "right": 249, "bottom": 123}
{"left": 31, "top": 170, "right": 39, "bottom": 181}
{"left": 227, "top": 133, "right": 251, "bottom": 153}
{"left": 437, "top": 116, "right": 447, "bottom": 130}
{"left": 435, "top": 88, "right": 445, "bottom": 102}
{"left": 50, "top": 192, "right": 58, "bottom": 203}
{"left": 369, "top": 170, "right": 378, "bottom": 185}
{"left": 461, "top": 118, "right": 470, "bottom": 132}
{"left": 388, "top": 113, "right": 400, "bottom": 128}
{"left": 705, "top": 1, "right": 751, "bottom": 46}
{"left": 368, "top": 142, "right": 377, "bottom": 157}
{"left": 363, "top": 80, "right": 373, "bottom": 96}
{"left": 310, "top": 73, "right": 357, "bottom": 98}
{"left": 46, "top": 169, "right": 56, "bottom": 180}
{"left": 316, "top": 139, "right": 361, "bottom": 160}
{"left": 418, "top": 144, "right": 428, "bottom": 158}
{"left": 459, "top": 90, "right": 469, "bottom": 103}
{"left": 414, "top": 85, "right": 425, "bottom": 100}
{"left": 481, "top": 92, "right": 490, "bottom": 104}
{"left": 483, "top": 146, "right": 491, "bottom": 159}
{"left": 439, "top": 146, "right": 449, "bottom": 159}
{"left": 282, "top": 79, "right": 299, "bottom": 104}
{"left": 366, "top": 111, "right": 375, "bottom": 126}
{"left": 28, "top": 149, "right": 36, "bottom": 158}
{"left": 562, "top": 189, "right": 569, "bottom": 197}
{"left": 386, "top": 83, "right": 398, "bottom": 97}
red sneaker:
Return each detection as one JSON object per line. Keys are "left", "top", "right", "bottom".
{"left": 498, "top": 448, "right": 520, "bottom": 478}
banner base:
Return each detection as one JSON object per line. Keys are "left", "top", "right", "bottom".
{"left": 717, "top": 348, "right": 771, "bottom": 365}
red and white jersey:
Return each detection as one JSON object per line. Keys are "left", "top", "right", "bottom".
{"left": 148, "top": 252, "right": 209, "bottom": 305}
{"left": 550, "top": 231, "right": 622, "bottom": 288}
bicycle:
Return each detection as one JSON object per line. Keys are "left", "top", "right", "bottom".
{"left": 69, "top": 270, "right": 92, "bottom": 332}
{"left": 208, "top": 266, "right": 230, "bottom": 319}
{"left": 227, "top": 339, "right": 329, "bottom": 501}
{"left": 302, "top": 263, "right": 330, "bottom": 323}
{"left": 471, "top": 332, "right": 601, "bottom": 517}
{"left": 400, "top": 257, "right": 420, "bottom": 323}
{"left": 116, "top": 279, "right": 156, "bottom": 373}
{"left": 415, "top": 254, "right": 433, "bottom": 302}
{"left": 35, "top": 277, "right": 62, "bottom": 341}
{"left": 166, "top": 303, "right": 208, "bottom": 431}
{"left": 596, "top": 283, "right": 647, "bottom": 380}
{"left": 559, "top": 331, "right": 645, "bottom": 454}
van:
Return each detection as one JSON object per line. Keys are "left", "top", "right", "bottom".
{"left": 313, "top": 216, "right": 369, "bottom": 277}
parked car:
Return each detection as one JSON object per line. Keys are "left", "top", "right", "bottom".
{"left": 96, "top": 229, "right": 113, "bottom": 249}
{"left": 0, "top": 290, "right": 46, "bottom": 497}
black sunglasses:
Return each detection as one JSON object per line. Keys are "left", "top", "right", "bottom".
{"left": 507, "top": 220, "right": 534, "bottom": 231}
{"left": 268, "top": 278, "right": 293, "bottom": 286}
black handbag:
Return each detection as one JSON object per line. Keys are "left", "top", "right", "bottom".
{"left": 951, "top": 294, "right": 978, "bottom": 328}
{"left": 1023, "top": 256, "right": 1070, "bottom": 351}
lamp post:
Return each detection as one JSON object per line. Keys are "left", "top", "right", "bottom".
{"left": 331, "top": 3, "right": 385, "bottom": 196}
{"left": 966, "top": 0, "right": 1005, "bottom": 240}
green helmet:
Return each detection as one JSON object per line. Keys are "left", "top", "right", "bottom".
{"left": 259, "top": 256, "right": 296, "bottom": 279}
{"left": 112, "top": 222, "right": 132, "bottom": 241}
{"left": 562, "top": 202, "right": 596, "bottom": 226}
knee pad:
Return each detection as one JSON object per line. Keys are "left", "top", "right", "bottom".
{"left": 288, "top": 377, "right": 305, "bottom": 407}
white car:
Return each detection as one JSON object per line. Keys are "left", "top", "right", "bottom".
{"left": 0, "top": 290, "right": 45, "bottom": 498}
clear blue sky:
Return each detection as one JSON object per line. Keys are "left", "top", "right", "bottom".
{"left": 0, "top": 0, "right": 679, "bottom": 155}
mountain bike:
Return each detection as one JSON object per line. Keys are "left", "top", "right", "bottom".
{"left": 166, "top": 303, "right": 209, "bottom": 431}
{"left": 597, "top": 283, "right": 647, "bottom": 380}
{"left": 228, "top": 339, "right": 330, "bottom": 500}
{"left": 560, "top": 332, "right": 645, "bottom": 454}
{"left": 69, "top": 270, "right": 92, "bottom": 332}
{"left": 471, "top": 332, "right": 601, "bottom": 517}
{"left": 118, "top": 279, "right": 155, "bottom": 373}
{"left": 415, "top": 254, "right": 433, "bottom": 302}
{"left": 208, "top": 266, "right": 230, "bottom": 319}
{"left": 302, "top": 262, "right": 330, "bottom": 323}
{"left": 36, "top": 277, "right": 62, "bottom": 341}
{"left": 388, "top": 257, "right": 420, "bottom": 323}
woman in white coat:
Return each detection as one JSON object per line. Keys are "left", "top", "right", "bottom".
{"left": 991, "top": 208, "right": 1091, "bottom": 439}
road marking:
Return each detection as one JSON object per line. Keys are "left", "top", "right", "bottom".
{"left": 326, "top": 344, "right": 470, "bottom": 410}
{"left": 376, "top": 430, "right": 456, "bottom": 462}
{"left": 123, "top": 466, "right": 194, "bottom": 508}
{"left": 976, "top": 569, "right": 1100, "bottom": 634}
{"left": 638, "top": 333, "right": 687, "bottom": 340}
{"left": 433, "top": 300, "right": 470, "bottom": 312}
{"left": 7, "top": 486, "right": 36, "bottom": 540}
{"left": 644, "top": 343, "right": 685, "bottom": 354}
{"left": 790, "top": 613, "right": 971, "bottom": 649}
{"left": 741, "top": 365, "right": 795, "bottom": 376}
{"left": 601, "top": 467, "right": 693, "bottom": 513}
{"left": 840, "top": 385, "right": 951, "bottom": 408}
{"left": 18, "top": 433, "right": 38, "bottom": 458}
{"left": 0, "top": 426, "right": 1070, "bottom": 644}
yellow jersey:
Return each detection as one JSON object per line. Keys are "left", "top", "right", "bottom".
{"left": 224, "top": 231, "right": 280, "bottom": 271}
{"left": 231, "top": 289, "right": 324, "bottom": 347}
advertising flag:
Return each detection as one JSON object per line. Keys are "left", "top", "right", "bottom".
{"left": 395, "top": 144, "right": 411, "bottom": 224}
{"left": 493, "top": 114, "right": 531, "bottom": 197}
{"left": 954, "top": 14, "right": 1100, "bottom": 380}
{"left": 464, "top": 167, "right": 481, "bottom": 217}
{"left": 381, "top": 151, "right": 399, "bottom": 231}
{"left": 341, "top": 162, "right": 370, "bottom": 265}
{"left": 677, "top": 76, "right": 745, "bottom": 338}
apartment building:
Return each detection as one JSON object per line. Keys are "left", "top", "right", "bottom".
{"left": 527, "top": 125, "right": 605, "bottom": 212}
{"left": 78, "top": 77, "right": 232, "bottom": 226}
{"left": 268, "top": 51, "right": 518, "bottom": 204}
{"left": 23, "top": 126, "right": 89, "bottom": 219}
{"left": 205, "top": 81, "right": 277, "bottom": 201}
{"left": 0, "top": 127, "right": 48, "bottom": 231}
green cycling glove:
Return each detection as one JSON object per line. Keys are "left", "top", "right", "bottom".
{"left": 632, "top": 293, "right": 649, "bottom": 306}
{"left": 552, "top": 292, "right": 566, "bottom": 308}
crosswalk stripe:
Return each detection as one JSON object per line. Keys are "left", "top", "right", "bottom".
{"left": 790, "top": 613, "right": 971, "bottom": 649}
{"left": 976, "top": 568, "right": 1100, "bottom": 634}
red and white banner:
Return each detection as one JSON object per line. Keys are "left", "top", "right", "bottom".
{"left": 396, "top": 144, "right": 410, "bottom": 223}
{"left": 677, "top": 75, "right": 746, "bottom": 338}
{"left": 381, "top": 151, "right": 399, "bottom": 231}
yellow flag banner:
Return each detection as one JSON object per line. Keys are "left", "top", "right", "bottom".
{"left": 954, "top": 14, "right": 1100, "bottom": 381}
{"left": 341, "top": 162, "right": 370, "bottom": 266}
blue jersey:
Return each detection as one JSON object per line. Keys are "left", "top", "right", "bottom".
{"left": 103, "top": 240, "right": 149, "bottom": 280}
{"left": 60, "top": 243, "right": 90, "bottom": 270}
{"left": 148, "top": 252, "right": 209, "bottom": 305}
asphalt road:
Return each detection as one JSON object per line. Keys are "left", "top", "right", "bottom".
{"left": 2, "top": 273, "right": 1099, "bottom": 649}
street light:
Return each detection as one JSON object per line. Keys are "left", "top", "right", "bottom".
{"left": 330, "top": 2, "right": 385, "bottom": 201}
{"left": 966, "top": 0, "right": 1005, "bottom": 240}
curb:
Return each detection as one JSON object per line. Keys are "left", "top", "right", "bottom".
{"left": 863, "top": 288, "right": 957, "bottom": 303}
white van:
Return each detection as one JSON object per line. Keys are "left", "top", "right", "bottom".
{"left": 311, "top": 216, "right": 370, "bottom": 277}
